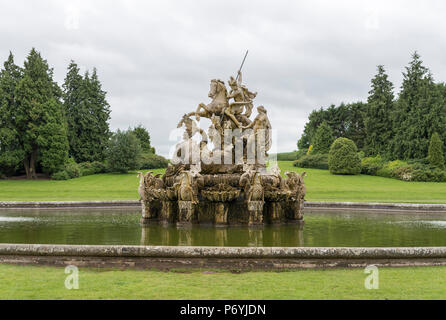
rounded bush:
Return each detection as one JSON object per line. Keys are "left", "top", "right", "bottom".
{"left": 328, "top": 138, "right": 361, "bottom": 175}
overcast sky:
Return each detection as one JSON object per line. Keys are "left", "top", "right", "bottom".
{"left": 1, "top": 0, "right": 446, "bottom": 156}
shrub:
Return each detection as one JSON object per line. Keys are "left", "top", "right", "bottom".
{"left": 78, "top": 161, "right": 108, "bottom": 176}
{"left": 106, "top": 130, "right": 142, "bottom": 173}
{"left": 293, "top": 153, "right": 329, "bottom": 170}
{"left": 51, "top": 170, "right": 70, "bottom": 180}
{"left": 139, "top": 152, "right": 169, "bottom": 169}
{"left": 410, "top": 162, "right": 445, "bottom": 182}
{"left": 276, "top": 151, "right": 300, "bottom": 161}
{"left": 376, "top": 160, "right": 409, "bottom": 178}
{"left": 90, "top": 161, "right": 108, "bottom": 174}
{"left": 328, "top": 138, "right": 361, "bottom": 175}
{"left": 391, "top": 164, "right": 413, "bottom": 181}
{"left": 428, "top": 132, "right": 445, "bottom": 170}
{"left": 374, "top": 160, "right": 445, "bottom": 182}
{"left": 64, "top": 160, "right": 81, "bottom": 179}
{"left": 361, "top": 155, "right": 384, "bottom": 175}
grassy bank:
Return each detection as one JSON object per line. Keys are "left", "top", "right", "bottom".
{"left": 0, "top": 162, "right": 445, "bottom": 203}
{"left": 0, "top": 264, "right": 445, "bottom": 299}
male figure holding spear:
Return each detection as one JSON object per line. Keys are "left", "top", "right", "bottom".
{"left": 224, "top": 51, "right": 257, "bottom": 128}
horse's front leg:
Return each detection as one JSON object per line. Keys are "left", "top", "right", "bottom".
{"left": 195, "top": 103, "right": 207, "bottom": 121}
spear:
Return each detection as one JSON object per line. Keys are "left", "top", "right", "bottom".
{"left": 236, "top": 50, "right": 249, "bottom": 82}
{"left": 220, "top": 51, "right": 249, "bottom": 126}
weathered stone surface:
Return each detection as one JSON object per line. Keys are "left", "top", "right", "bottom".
{"left": 3, "top": 201, "right": 446, "bottom": 213}
{"left": 0, "top": 201, "right": 140, "bottom": 209}
{"left": 1, "top": 244, "right": 446, "bottom": 259}
{"left": 2, "top": 255, "right": 446, "bottom": 270}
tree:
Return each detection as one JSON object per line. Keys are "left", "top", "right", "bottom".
{"left": 63, "top": 64, "right": 111, "bottom": 162}
{"left": 328, "top": 138, "right": 361, "bottom": 175}
{"left": 428, "top": 132, "right": 445, "bottom": 169}
{"left": 62, "top": 61, "right": 84, "bottom": 161}
{"left": 87, "top": 68, "right": 111, "bottom": 161}
{"left": 15, "top": 48, "right": 68, "bottom": 178}
{"left": 298, "top": 102, "right": 367, "bottom": 151}
{"left": 313, "top": 121, "right": 334, "bottom": 154}
{"left": 0, "top": 52, "right": 24, "bottom": 176}
{"left": 132, "top": 125, "right": 153, "bottom": 153}
{"left": 391, "top": 52, "right": 446, "bottom": 160}
{"left": 106, "top": 129, "right": 141, "bottom": 173}
{"left": 364, "top": 65, "right": 394, "bottom": 157}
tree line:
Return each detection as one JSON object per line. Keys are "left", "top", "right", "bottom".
{"left": 298, "top": 52, "right": 446, "bottom": 162}
{"left": 0, "top": 48, "right": 165, "bottom": 180}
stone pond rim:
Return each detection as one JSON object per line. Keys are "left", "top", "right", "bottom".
{"left": 2, "top": 244, "right": 446, "bottom": 270}
{"left": 2, "top": 200, "right": 446, "bottom": 213}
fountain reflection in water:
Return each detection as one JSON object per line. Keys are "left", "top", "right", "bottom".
{"left": 3, "top": 209, "right": 446, "bottom": 247}
{"left": 140, "top": 224, "right": 305, "bottom": 247}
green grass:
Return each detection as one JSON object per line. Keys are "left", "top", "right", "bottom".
{"left": 0, "top": 264, "right": 445, "bottom": 300}
{"left": 279, "top": 161, "right": 446, "bottom": 204}
{"left": 0, "top": 162, "right": 446, "bottom": 203}
{"left": 0, "top": 169, "right": 165, "bottom": 201}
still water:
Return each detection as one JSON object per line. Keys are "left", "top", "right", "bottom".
{"left": 1, "top": 209, "right": 446, "bottom": 247}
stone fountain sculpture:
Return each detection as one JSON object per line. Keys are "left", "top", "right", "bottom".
{"left": 140, "top": 71, "right": 306, "bottom": 226}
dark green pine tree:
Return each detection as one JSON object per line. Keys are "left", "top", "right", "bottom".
{"left": 364, "top": 65, "right": 394, "bottom": 157}
{"left": 14, "top": 48, "right": 69, "bottom": 179}
{"left": 313, "top": 121, "right": 334, "bottom": 154}
{"left": 391, "top": 52, "right": 446, "bottom": 160}
{"left": 63, "top": 65, "right": 111, "bottom": 163}
{"left": 63, "top": 65, "right": 111, "bottom": 162}
{"left": 62, "top": 61, "right": 84, "bottom": 161}
{"left": 0, "top": 52, "right": 24, "bottom": 176}
{"left": 428, "top": 132, "right": 445, "bottom": 169}
{"left": 88, "top": 68, "right": 111, "bottom": 161}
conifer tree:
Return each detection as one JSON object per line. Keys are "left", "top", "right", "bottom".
{"left": 62, "top": 61, "right": 84, "bottom": 161}
{"left": 313, "top": 121, "right": 334, "bottom": 154}
{"left": 391, "top": 52, "right": 446, "bottom": 160}
{"left": 15, "top": 48, "right": 68, "bottom": 178}
{"left": 428, "top": 132, "right": 445, "bottom": 169}
{"left": 0, "top": 52, "right": 24, "bottom": 176}
{"left": 63, "top": 64, "right": 111, "bottom": 162}
{"left": 88, "top": 68, "right": 111, "bottom": 161}
{"left": 364, "top": 65, "right": 394, "bottom": 157}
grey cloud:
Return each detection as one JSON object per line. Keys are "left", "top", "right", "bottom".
{"left": 1, "top": 0, "right": 446, "bottom": 156}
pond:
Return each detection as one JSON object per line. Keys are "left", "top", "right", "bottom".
{"left": 1, "top": 208, "right": 446, "bottom": 247}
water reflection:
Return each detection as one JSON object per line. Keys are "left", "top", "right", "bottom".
{"left": 1, "top": 209, "right": 446, "bottom": 247}
{"left": 140, "top": 224, "right": 305, "bottom": 247}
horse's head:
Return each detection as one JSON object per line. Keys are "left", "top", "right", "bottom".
{"left": 209, "top": 79, "right": 227, "bottom": 99}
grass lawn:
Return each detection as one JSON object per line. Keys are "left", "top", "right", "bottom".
{"left": 0, "top": 162, "right": 445, "bottom": 203}
{"left": 0, "top": 264, "right": 445, "bottom": 300}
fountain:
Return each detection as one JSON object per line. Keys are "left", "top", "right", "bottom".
{"left": 139, "top": 71, "right": 306, "bottom": 226}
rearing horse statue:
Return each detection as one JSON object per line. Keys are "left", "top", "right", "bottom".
{"left": 195, "top": 79, "right": 228, "bottom": 121}
{"left": 178, "top": 79, "right": 231, "bottom": 128}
